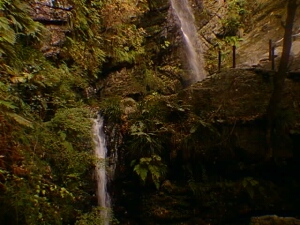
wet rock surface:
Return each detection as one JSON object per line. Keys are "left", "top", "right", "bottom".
{"left": 30, "top": 0, "right": 72, "bottom": 57}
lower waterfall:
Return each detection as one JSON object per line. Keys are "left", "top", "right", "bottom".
{"left": 92, "top": 115, "right": 111, "bottom": 225}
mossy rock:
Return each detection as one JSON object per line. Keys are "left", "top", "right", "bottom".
{"left": 250, "top": 215, "right": 300, "bottom": 225}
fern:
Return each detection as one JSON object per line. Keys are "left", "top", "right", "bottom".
{"left": 132, "top": 155, "right": 167, "bottom": 189}
{"left": 0, "top": 100, "right": 17, "bottom": 109}
{"left": 0, "top": 0, "right": 42, "bottom": 58}
{"left": 6, "top": 112, "right": 33, "bottom": 128}
{"left": 0, "top": 17, "right": 16, "bottom": 45}
{"left": 133, "top": 164, "right": 148, "bottom": 182}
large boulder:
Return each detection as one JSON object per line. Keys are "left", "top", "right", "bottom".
{"left": 250, "top": 215, "right": 300, "bottom": 225}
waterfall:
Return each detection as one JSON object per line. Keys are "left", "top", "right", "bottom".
{"left": 170, "top": 0, "right": 206, "bottom": 82}
{"left": 34, "top": 0, "right": 54, "bottom": 7}
{"left": 92, "top": 116, "right": 111, "bottom": 225}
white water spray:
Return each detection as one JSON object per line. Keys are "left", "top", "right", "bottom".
{"left": 35, "top": 0, "right": 54, "bottom": 7}
{"left": 170, "top": 0, "right": 206, "bottom": 82}
{"left": 93, "top": 116, "right": 111, "bottom": 225}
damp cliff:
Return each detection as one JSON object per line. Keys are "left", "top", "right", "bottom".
{"left": 30, "top": 0, "right": 72, "bottom": 58}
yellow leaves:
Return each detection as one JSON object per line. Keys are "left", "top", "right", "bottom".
{"left": 9, "top": 72, "right": 34, "bottom": 83}
{"left": 3, "top": 63, "right": 35, "bottom": 84}
{"left": 12, "top": 164, "right": 28, "bottom": 176}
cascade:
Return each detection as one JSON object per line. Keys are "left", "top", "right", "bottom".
{"left": 35, "top": 0, "right": 54, "bottom": 7}
{"left": 170, "top": 0, "right": 206, "bottom": 82}
{"left": 92, "top": 115, "right": 111, "bottom": 225}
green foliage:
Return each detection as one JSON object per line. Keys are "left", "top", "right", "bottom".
{"left": 131, "top": 96, "right": 169, "bottom": 127}
{"left": 274, "top": 109, "right": 295, "bottom": 132}
{"left": 0, "top": 0, "right": 119, "bottom": 224}
{"left": 6, "top": 46, "right": 90, "bottom": 117}
{"left": 123, "top": 96, "right": 173, "bottom": 188}
{"left": 221, "top": 0, "right": 245, "bottom": 36}
{"left": 43, "top": 108, "right": 94, "bottom": 180}
{"left": 2, "top": 175, "right": 59, "bottom": 224}
{"left": 222, "top": 15, "right": 241, "bottom": 36}
{"left": 128, "top": 121, "right": 165, "bottom": 157}
{"left": 0, "top": 0, "right": 43, "bottom": 56}
{"left": 141, "top": 69, "right": 165, "bottom": 93}
{"left": 105, "top": 25, "right": 145, "bottom": 64}
{"left": 99, "top": 97, "right": 122, "bottom": 123}
{"left": 160, "top": 40, "right": 170, "bottom": 50}
{"left": 223, "top": 36, "right": 243, "bottom": 47}
{"left": 188, "top": 177, "right": 275, "bottom": 222}
{"left": 62, "top": 0, "right": 106, "bottom": 76}
{"left": 221, "top": 0, "right": 261, "bottom": 37}
{"left": 0, "top": 80, "right": 33, "bottom": 128}
{"left": 46, "top": 107, "right": 93, "bottom": 139}
{"left": 75, "top": 207, "right": 115, "bottom": 225}
{"left": 241, "top": 177, "right": 259, "bottom": 199}
{"left": 181, "top": 117, "right": 220, "bottom": 157}
{"left": 131, "top": 154, "right": 167, "bottom": 189}
{"left": 0, "top": 105, "right": 95, "bottom": 224}
{"left": 100, "top": 0, "right": 146, "bottom": 65}
{"left": 64, "top": 37, "right": 106, "bottom": 76}
{"left": 6, "top": 112, "right": 33, "bottom": 128}
{"left": 0, "top": 0, "right": 166, "bottom": 223}
{"left": 189, "top": 177, "right": 262, "bottom": 202}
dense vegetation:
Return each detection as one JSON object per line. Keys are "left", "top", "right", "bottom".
{"left": 0, "top": 0, "right": 151, "bottom": 224}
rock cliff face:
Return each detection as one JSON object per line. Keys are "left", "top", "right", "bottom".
{"left": 197, "top": 0, "right": 300, "bottom": 72}
{"left": 30, "top": 0, "right": 72, "bottom": 57}
{"left": 109, "top": 1, "right": 300, "bottom": 224}
{"left": 235, "top": 1, "right": 300, "bottom": 71}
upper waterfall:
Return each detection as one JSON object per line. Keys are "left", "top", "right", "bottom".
{"left": 170, "top": 0, "right": 206, "bottom": 83}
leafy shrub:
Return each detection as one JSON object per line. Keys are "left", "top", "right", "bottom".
{"left": 131, "top": 154, "right": 167, "bottom": 189}
{"left": 128, "top": 121, "right": 164, "bottom": 158}
{"left": 75, "top": 207, "right": 115, "bottom": 225}
{"left": 222, "top": 15, "right": 241, "bottom": 36}
{"left": 100, "top": 97, "right": 122, "bottom": 123}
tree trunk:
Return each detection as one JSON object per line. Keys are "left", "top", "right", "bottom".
{"left": 265, "top": 0, "right": 298, "bottom": 159}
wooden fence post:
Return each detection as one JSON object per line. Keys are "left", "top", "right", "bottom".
{"left": 218, "top": 49, "right": 221, "bottom": 72}
{"left": 269, "top": 39, "right": 272, "bottom": 61}
{"left": 271, "top": 46, "right": 275, "bottom": 71}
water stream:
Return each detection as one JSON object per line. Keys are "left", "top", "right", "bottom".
{"left": 35, "top": 0, "right": 54, "bottom": 7}
{"left": 170, "top": 0, "right": 206, "bottom": 82}
{"left": 93, "top": 116, "right": 111, "bottom": 225}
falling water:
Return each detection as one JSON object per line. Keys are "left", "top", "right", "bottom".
{"left": 93, "top": 116, "right": 111, "bottom": 225}
{"left": 170, "top": 0, "right": 206, "bottom": 82}
{"left": 34, "top": 0, "right": 54, "bottom": 7}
